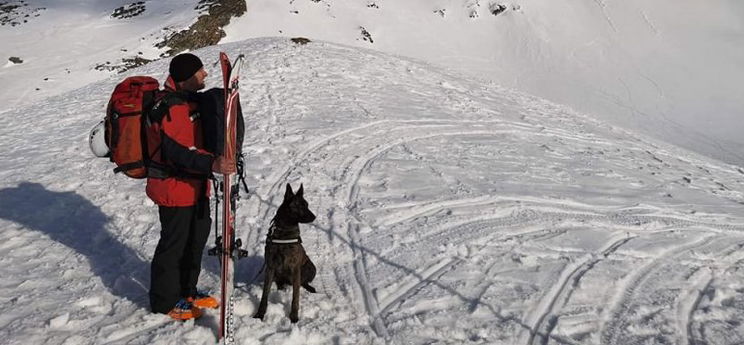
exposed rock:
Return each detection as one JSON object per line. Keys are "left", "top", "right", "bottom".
{"left": 94, "top": 56, "right": 153, "bottom": 73}
{"left": 0, "top": 0, "right": 45, "bottom": 27}
{"left": 8, "top": 56, "right": 23, "bottom": 64}
{"left": 291, "top": 37, "right": 312, "bottom": 45}
{"left": 489, "top": 3, "right": 507, "bottom": 16}
{"left": 111, "top": 2, "right": 146, "bottom": 19}
{"left": 359, "top": 26, "right": 374, "bottom": 44}
{"left": 467, "top": 0, "right": 481, "bottom": 18}
{"left": 156, "top": 0, "right": 247, "bottom": 57}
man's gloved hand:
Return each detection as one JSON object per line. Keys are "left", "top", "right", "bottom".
{"left": 212, "top": 156, "right": 237, "bottom": 174}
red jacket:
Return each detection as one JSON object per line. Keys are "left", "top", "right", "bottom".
{"left": 146, "top": 76, "right": 214, "bottom": 207}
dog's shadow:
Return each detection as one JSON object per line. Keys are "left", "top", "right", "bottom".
{"left": 0, "top": 182, "right": 151, "bottom": 308}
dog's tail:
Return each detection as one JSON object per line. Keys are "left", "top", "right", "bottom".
{"left": 302, "top": 283, "right": 317, "bottom": 293}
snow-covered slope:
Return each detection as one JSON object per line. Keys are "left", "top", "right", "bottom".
{"left": 2, "top": 1, "right": 743, "bottom": 166}
{"left": 0, "top": 0, "right": 202, "bottom": 110}
{"left": 225, "top": 0, "right": 744, "bottom": 165}
{"left": 1, "top": 37, "right": 744, "bottom": 345}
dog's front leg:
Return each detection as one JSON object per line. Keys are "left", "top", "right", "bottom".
{"left": 290, "top": 267, "right": 301, "bottom": 323}
{"left": 254, "top": 267, "right": 274, "bottom": 320}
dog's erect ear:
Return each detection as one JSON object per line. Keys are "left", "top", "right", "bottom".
{"left": 297, "top": 184, "right": 304, "bottom": 198}
{"left": 284, "top": 183, "right": 294, "bottom": 200}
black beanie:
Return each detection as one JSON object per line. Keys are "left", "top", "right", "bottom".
{"left": 169, "top": 53, "right": 204, "bottom": 82}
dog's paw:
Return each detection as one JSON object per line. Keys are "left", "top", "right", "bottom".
{"left": 290, "top": 314, "right": 299, "bottom": 323}
{"left": 302, "top": 283, "right": 317, "bottom": 293}
{"left": 253, "top": 313, "right": 265, "bottom": 320}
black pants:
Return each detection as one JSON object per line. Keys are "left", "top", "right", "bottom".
{"left": 149, "top": 199, "right": 211, "bottom": 313}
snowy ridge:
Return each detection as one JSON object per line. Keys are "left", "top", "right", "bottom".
{"left": 2, "top": 0, "right": 743, "bottom": 166}
{"left": 224, "top": 0, "right": 744, "bottom": 165}
{"left": 1, "top": 38, "right": 744, "bottom": 344}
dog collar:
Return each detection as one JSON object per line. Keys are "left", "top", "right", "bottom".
{"left": 270, "top": 238, "right": 301, "bottom": 244}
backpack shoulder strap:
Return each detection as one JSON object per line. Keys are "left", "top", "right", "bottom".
{"left": 147, "top": 91, "right": 189, "bottom": 124}
{"left": 163, "top": 91, "right": 189, "bottom": 105}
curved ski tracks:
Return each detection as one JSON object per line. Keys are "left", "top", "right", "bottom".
{"left": 525, "top": 235, "right": 634, "bottom": 345}
{"left": 251, "top": 119, "right": 550, "bottom": 339}
{"left": 248, "top": 118, "right": 744, "bottom": 344}
{"left": 600, "top": 236, "right": 744, "bottom": 345}
{"left": 681, "top": 246, "right": 744, "bottom": 345}
{"left": 247, "top": 119, "right": 562, "bottom": 298}
{"left": 333, "top": 121, "right": 536, "bottom": 339}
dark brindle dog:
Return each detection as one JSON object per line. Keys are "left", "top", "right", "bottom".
{"left": 254, "top": 183, "right": 317, "bottom": 323}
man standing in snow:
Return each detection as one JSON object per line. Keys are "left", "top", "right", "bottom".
{"left": 146, "top": 53, "right": 235, "bottom": 321}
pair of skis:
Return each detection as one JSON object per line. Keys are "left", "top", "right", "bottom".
{"left": 212, "top": 52, "right": 246, "bottom": 344}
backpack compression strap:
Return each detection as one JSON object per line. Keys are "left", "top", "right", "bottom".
{"left": 113, "top": 161, "right": 145, "bottom": 174}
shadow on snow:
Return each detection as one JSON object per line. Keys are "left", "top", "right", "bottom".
{"left": 0, "top": 182, "right": 152, "bottom": 308}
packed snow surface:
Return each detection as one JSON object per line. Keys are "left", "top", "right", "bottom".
{"left": 1, "top": 38, "right": 744, "bottom": 344}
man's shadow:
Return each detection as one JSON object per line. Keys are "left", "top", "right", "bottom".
{"left": 0, "top": 182, "right": 151, "bottom": 308}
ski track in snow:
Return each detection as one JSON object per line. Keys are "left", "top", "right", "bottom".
{"left": 2, "top": 38, "right": 744, "bottom": 344}
{"left": 600, "top": 236, "right": 744, "bottom": 345}
{"left": 526, "top": 234, "right": 634, "bottom": 345}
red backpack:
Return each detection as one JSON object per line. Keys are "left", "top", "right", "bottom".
{"left": 105, "top": 76, "right": 168, "bottom": 178}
